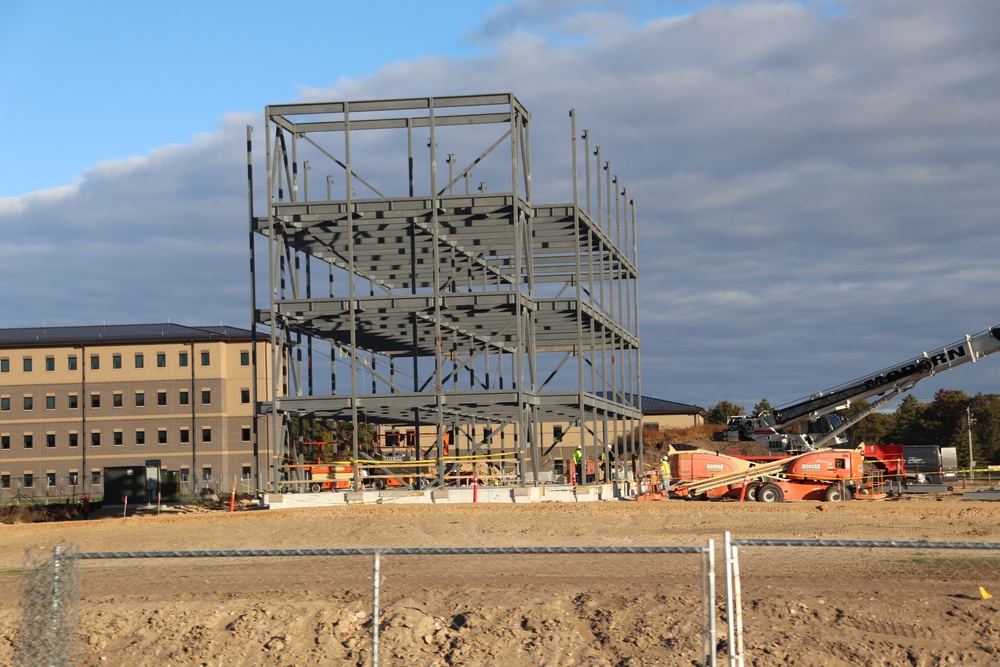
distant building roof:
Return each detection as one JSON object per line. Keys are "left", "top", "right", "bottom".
{"left": 640, "top": 396, "right": 706, "bottom": 416}
{"left": 0, "top": 323, "right": 256, "bottom": 349}
{"left": 598, "top": 392, "right": 706, "bottom": 415}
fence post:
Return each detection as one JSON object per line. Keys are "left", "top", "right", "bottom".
{"left": 702, "top": 539, "right": 717, "bottom": 667}
{"left": 49, "top": 545, "right": 63, "bottom": 667}
{"left": 724, "top": 532, "right": 746, "bottom": 667}
{"left": 372, "top": 550, "right": 381, "bottom": 667}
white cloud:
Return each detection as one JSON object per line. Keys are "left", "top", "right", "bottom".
{"left": 2, "top": 0, "right": 998, "bottom": 410}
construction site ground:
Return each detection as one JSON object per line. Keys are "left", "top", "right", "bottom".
{"left": 2, "top": 489, "right": 1000, "bottom": 666}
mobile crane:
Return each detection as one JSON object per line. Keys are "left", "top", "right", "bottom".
{"left": 721, "top": 325, "right": 1000, "bottom": 454}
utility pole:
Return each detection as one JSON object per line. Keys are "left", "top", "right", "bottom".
{"left": 967, "top": 406, "right": 976, "bottom": 481}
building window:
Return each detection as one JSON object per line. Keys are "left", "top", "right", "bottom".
{"left": 91, "top": 432, "right": 100, "bottom": 447}
{"left": 0, "top": 397, "right": 8, "bottom": 412}
{"left": 23, "top": 357, "right": 32, "bottom": 372}
{"left": 241, "top": 350, "right": 250, "bottom": 366}
{"left": 69, "top": 433, "right": 78, "bottom": 448}
{"left": 179, "top": 351, "right": 188, "bottom": 367}
{"left": 200, "top": 351, "right": 210, "bottom": 366}
{"left": 23, "top": 396, "right": 33, "bottom": 410}
{"left": 1, "top": 435, "right": 9, "bottom": 449}
{"left": 47, "top": 472, "right": 56, "bottom": 488}
{"left": 113, "top": 431, "right": 123, "bottom": 446}
{"left": 112, "top": 353, "right": 122, "bottom": 369}
{"left": 69, "top": 472, "right": 78, "bottom": 486}
{"left": 241, "top": 427, "right": 251, "bottom": 442}
{"left": 69, "top": 394, "right": 78, "bottom": 409}
{"left": 158, "top": 429, "right": 167, "bottom": 444}
{"left": 202, "top": 466, "right": 213, "bottom": 482}
{"left": 242, "top": 466, "right": 252, "bottom": 480}
{"left": 553, "top": 425, "right": 564, "bottom": 440}
{"left": 201, "top": 389, "right": 211, "bottom": 405}
{"left": 90, "top": 393, "right": 100, "bottom": 409}
{"left": 45, "top": 356, "right": 55, "bottom": 372}
{"left": 180, "top": 468, "right": 190, "bottom": 483}
{"left": 24, "top": 434, "right": 33, "bottom": 449}
{"left": 202, "top": 427, "right": 212, "bottom": 443}
{"left": 23, "top": 473, "right": 33, "bottom": 488}
{"left": 68, "top": 355, "right": 77, "bottom": 371}
{"left": 136, "top": 430, "right": 145, "bottom": 445}
{"left": 91, "top": 471, "right": 101, "bottom": 486}
{"left": 157, "top": 391, "right": 167, "bottom": 406}
{"left": 0, "top": 358, "right": 7, "bottom": 373}
{"left": 46, "top": 395, "right": 55, "bottom": 410}
{"left": 46, "top": 433, "right": 55, "bottom": 448}
{"left": 135, "top": 353, "right": 144, "bottom": 369}
{"left": 1, "top": 474, "right": 9, "bottom": 489}
{"left": 179, "top": 428, "right": 189, "bottom": 444}
{"left": 135, "top": 391, "right": 145, "bottom": 407}
{"left": 113, "top": 392, "right": 123, "bottom": 408}
{"left": 241, "top": 388, "right": 250, "bottom": 404}
{"left": 179, "top": 390, "right": 189, "bottom": 406}
{"left": 90, "top": 354, "right": 100, "bottom": 370}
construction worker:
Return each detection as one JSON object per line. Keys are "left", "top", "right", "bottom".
{"left": 600, "top": 444, "right": 616, "bottom": 482}
{"left": 572, "top": 445, "right": 584, "bottom": 485}
{"left": 660, "top": 456, "right": 671, "bottom": 498}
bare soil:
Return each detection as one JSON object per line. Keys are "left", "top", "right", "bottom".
{"left": 2, "top": 491, "right": 1000, "bottom": 666}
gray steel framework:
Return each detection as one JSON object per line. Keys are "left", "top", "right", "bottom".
{"left": 247, "top": 93, "right": 641, "bottom": 491}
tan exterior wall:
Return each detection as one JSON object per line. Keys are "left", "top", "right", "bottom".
{"left": 0, "top": 338, "right": 270, "bottom": 501}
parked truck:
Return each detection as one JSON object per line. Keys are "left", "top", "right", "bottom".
{"left": 900, "top": 444, "right": 959, "bottom": 484}
{"left": 721, "top": 325, "right": 1000, "bottom": 454}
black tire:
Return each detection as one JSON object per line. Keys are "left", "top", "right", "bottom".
{"left": 372, "top": 479, "right": 386, "bottom": 491}
{"left": 744, "top": 483, "right": 760, "bottom": 502}
{"left": 756, "top": 482, "right": 784, "bottom": 503}
{"left": 823, "top": 484, "right": 845, "bottom": 502}
{"left": 309, "top": 483, "right": 322, "bottom": 493}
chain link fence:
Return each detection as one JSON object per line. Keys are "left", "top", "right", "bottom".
{"left": 12, "top": 536, "right": 1000, "bottom": 666}
{"left": 12, "top": 544, "right": 714, "bottom": 667}
{"left": 726, "top": 535, "right": 1000, "bottom": 666}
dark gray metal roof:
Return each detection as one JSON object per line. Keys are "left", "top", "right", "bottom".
{"left": 598, "top": 392, "right": 705, "bottom": 415}
{"left": 641, "top": 396, "right": 706, "bottom": 415}
{"left": 0, "top": 323, "right": 255, "bottom": 348}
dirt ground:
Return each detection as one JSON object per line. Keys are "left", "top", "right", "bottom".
{"left": 3, "top": 491, "right": 1000, "bottom": 666}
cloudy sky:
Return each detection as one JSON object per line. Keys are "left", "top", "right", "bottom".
{"left": 2, "top": 0, "right": 998, "bottom": 413}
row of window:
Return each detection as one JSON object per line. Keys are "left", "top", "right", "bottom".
{"left": 0, "top": 471, "right": 102, "bottom": 489}
{"left": 0, "top": 466, "right": 250, "bottom": 489}
{"left": 0, "top": 350, "right": 251, "bottom": 373}
{"left": 0, "top": 426, "right": 253, "bottom": 449}
{"left": 0, "top": 388, "right": 251, "bottom": 411}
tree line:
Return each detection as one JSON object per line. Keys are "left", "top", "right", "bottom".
{"left": 707, "top": 390, "right": 1000, "bottom": 468}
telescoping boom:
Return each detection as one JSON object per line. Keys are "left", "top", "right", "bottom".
{"left": 722, "top": 325, "right": 1000, "bottom": 453}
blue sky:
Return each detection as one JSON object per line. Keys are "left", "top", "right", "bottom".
{"left": 2, "top": 0, "right": 998, "bottom": 412}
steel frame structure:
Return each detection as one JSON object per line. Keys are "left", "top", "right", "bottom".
{"left": 248, "top": 93, "right": 641, "bottom": 491}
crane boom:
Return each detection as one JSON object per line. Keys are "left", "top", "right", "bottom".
{"left": 722, "top": 324, "right": 1000, "bottom": 453}
{"left": 773, "top": 326, "right": 1000, "bottom": 428}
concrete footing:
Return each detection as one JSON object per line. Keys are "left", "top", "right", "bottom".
{"left": 263, "top": 483, "right": 619, "bottom": 508}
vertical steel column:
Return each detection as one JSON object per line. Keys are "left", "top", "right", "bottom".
{"left": 630, "top": 197, "right": 644, "bottom": 468}
{"left": 344, "top": 102, "right": 361, "bottom": 491}
{"left": 246, "top": 125, "right": 263, "bottom": 498}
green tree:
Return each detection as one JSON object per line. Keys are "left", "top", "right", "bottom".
{"left": 706, "top": 401, "right": 745, "bottom": 425}
{"left": 752, "top": 398, "right": 773, "bottom": 416}
{"left": 921, "top": 389, "right": 970, "bottom": 449}
{"left": 970, "top": 393, "right": 1000, "bottom": 466}
{"left": 889, "top": 394, "right": 927, "bottom": 444}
